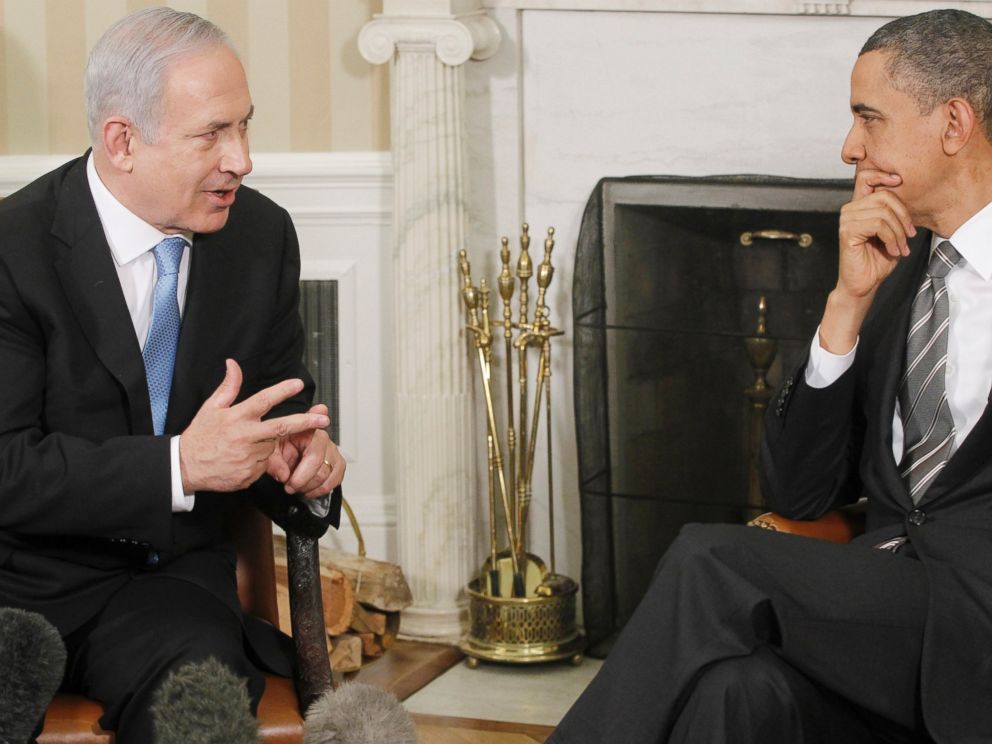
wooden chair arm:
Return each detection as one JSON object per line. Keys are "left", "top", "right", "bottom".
{"left": 747, "top": 508, "right": 864, "bottom": 544}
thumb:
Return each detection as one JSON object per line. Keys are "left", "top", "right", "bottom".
{"left": 208, "top": 359, "right": 243, "bottom": 409}
{"left": 266, "top": 450, "right": 292, "bottom": 484}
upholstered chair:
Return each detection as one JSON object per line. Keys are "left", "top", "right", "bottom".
{"left": 37, "top": 506, "right": 331, "bottom": 743}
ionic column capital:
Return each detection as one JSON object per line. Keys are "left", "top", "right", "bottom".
{"left": 359, "top": 10, "right": 500, "bottom": 66}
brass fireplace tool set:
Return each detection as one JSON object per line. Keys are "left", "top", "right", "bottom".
{"left": 456, "top": 224, "right": 584, "bottom": 667}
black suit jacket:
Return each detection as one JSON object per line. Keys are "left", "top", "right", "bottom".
{"left": 761, "top": 230, "right": 992, "bottom": 743}
{"left": 0, "top": 155, "right": 340, "bottom": 639}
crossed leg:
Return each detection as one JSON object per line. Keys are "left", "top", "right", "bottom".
{"left": 549, "top": 523, "right": 930, "bottom": 744}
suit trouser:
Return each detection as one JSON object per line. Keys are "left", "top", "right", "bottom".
{"left": 549, "top": 523, "right": 931, "bottom": 744}
{"left": 60, "top": 571, "right": 266, "bottom": 744}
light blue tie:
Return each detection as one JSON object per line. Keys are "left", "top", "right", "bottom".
{"left": 143, "top": 237, "right": 186, "bottom": 435}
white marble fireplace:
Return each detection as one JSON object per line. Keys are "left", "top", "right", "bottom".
{"left": 361, "top": 0, "right": 992, "bottom": 640}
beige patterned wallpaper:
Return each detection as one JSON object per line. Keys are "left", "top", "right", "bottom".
{"left": 0, "top": 0, "right": 389, "bottom": 155}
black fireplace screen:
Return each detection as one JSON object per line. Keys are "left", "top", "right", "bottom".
{"left": 573, "top": 176, "right": 852, "bottom": 657}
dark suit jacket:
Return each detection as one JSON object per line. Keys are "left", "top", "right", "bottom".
{"left": 0, "top": 155, "right": 341, "bottom": 642}
{"left": 761, "top": 230, "right": 992, "bottom": 743}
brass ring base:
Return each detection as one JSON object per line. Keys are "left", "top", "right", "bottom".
{"left": 460, "top": 574, "right": 585, "bottom": 666}
{"left": 460, "top": 632, "right": 586, "bottom": 666}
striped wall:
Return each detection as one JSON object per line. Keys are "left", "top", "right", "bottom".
{"left": 0, "top": 0, "right": 389, "bottom": 155}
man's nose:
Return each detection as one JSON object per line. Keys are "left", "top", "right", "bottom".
{"left": 220, "top": 135, "right": 252, "bottom": 178}
{"left": 841, "top": 125, "right": 865, "bottom": 165}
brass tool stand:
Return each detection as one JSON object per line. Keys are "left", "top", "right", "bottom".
{"left": 457, "top": 225, "right": 584, "bottom": 667}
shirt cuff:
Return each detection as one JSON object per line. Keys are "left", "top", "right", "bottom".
{"left": 805, "top": 325, "right": 858, "bottom": 389}
{"left": 305, "top": 494, "right": 331, "bottom": 518}
{"left": 170, "top": 436, "right": 195, "bottom": 512}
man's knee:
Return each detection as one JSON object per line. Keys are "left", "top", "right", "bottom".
{"left": 674, "top": 650, "right": 875, "bottom": 744}
{"left": 159, "top": 619, "right": 263, "bottom": 706}
{"left": 692, "top": 653, "right": 780, "bottom": 706}
{"left": 653, "top": 522, "right": 755, "bottom": 580}
{"left": 168, "top": 619, "right": 243, "bottom": 667}
{"left": 672, "top": 652, "right": 803, "bottom": 743}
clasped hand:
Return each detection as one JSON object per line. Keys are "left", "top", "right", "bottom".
{"left": 819, "top": 169, "right": 918, "bottom": 354}
{"left": 837, "top": 168, "right": 917, "bottom": 299}
{"left": 179, "top": 359, "right": 345, "bottom": 497}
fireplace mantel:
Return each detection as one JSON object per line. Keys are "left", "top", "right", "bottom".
{"left": 483, "top": 0, "right": 992, "bottom": 16}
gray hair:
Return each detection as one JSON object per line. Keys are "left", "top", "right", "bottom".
{"left": 861, "top": 9, "right": 992, "bottom": 140}
{"left": 84, "top": 7, "right": 235, "bottom": 145}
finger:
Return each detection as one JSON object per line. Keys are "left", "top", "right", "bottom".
{"left": 250, "top": 411, "right": 331, "bottom": 441}
{"left": 843, "top": 202, "right": 910, "bottom": 253}
{"left": 869, "top": 208, "right": 911, "bottom": 255}
{"left": 236, "top": 378, "right": 308, "bottom": 420}
{"left": 280, "top": 438, "right": 302, "bottom": 472}
{"left": 285, "top": 469, "right": 318, "bottom": 495}
{"left": 206, "top": 359, "right": 243, "bottom": 409}
{"left": 284, "top": 446, "right": 324, "bottom": 494}
{"left": 848, "top": 191, "right": 916, "bottom": 240}
{"left": 309, "top": 403, "right": 329, "bottom": 417}
{"left": 878, "top": 193, "right": 916, "bottom": 240}
{"left": 853, "top": 168, "right": 901, "bottom": 198}
{"left": 286, "top": 434, "right": 339, "bottom": 494}
{"left": 845, "top": 214, "right": 905, "bottom": 257}
{"left": 303, "top": 457, "right": 345, "bottom": 499}
{"left": 873, "top": 220, "right": 905, "bottom": 257}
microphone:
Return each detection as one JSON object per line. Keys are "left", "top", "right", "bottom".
{"left": 0, "top": 607, "right": 67, "bottom": 744}
{"left": 151, "top": 657, "right": 259, "bottom": 744}
{"left": 304, "top": 682, "right": 416, "bottom": 744}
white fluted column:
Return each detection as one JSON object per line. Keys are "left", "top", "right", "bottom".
{"left": 359, "top": 1, "right": 500, "bottom": 641}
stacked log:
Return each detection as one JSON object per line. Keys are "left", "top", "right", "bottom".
{"left": 273, "top": 535, "right": 413, "bottom": 673}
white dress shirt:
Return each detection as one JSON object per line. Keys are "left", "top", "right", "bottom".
{"left": 86, "top": 154, "right": 195, "bottom": 512}
{"left": 807, "top": 200, "right": 992, "bottom": 464}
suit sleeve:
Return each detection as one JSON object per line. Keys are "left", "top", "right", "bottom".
{"left": 241, "top": 208, "right": 341, "bottom": 535}
{"left": 758, "top": 350, "right": 866, "bottom": 520}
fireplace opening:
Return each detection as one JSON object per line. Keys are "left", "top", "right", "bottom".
{"left": 573, "top": 176, "right": 851, "bottom": 657}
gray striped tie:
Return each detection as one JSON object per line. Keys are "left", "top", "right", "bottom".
{"left": 899, "top": 240, "right": 963, "bottom": 502}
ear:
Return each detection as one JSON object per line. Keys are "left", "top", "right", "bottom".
{"left": 100, "top": 117, "right": 136, "bottom": 173}
{"left": 942, "top": 98, "right": 976, "bottom": 155}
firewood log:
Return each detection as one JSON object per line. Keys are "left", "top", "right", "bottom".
{"left": 380, "top": 611, "right": 401, "bottom": 650}
{"left": 321, "top": 550, "right": 413, "bottom": 612}
{"left": 329, "top": 634, "right": 363, "bottom": 673}
{"left": 350, "top": 602, "right": 387, "bottom": 636}
{"left": 355, "top": 631, "right": 384, "bottom": 658}
{"left": 274, "top": 563, "right": 354, "bottom": 636}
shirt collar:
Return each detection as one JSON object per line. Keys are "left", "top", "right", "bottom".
{"left": 86, "top": 153, "right": 192, "bottom": 266}
{"left": 934, "top": 200, "right": 992, "bottom": 281}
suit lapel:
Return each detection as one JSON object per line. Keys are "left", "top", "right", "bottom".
{"left": 165, "top": 228, "right": 237, "bottom": 433}
{"left": 929, "top": 398, "right": 992, "bottom": 503}
{"left": 50, "top": 157, "right": 153, "bottom": 435}
{"left": 868, "top": 231, "right": 932, "bottom": 504}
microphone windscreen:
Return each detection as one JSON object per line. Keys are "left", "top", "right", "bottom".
{"left": 0, "top": 607, "right": 67, "bottom": 743}
{"left": 151, "top": 657, "right": 259, "bottom": 744}
{"left": 304, "top": 682, "right": 416, "bottom": 744}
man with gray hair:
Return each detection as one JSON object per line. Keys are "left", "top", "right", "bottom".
{"left": 552, "top": 9, "right": 992, "bottom": 743}
{"left": 0, "top": 7, "right": 344, "bottom": 740}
